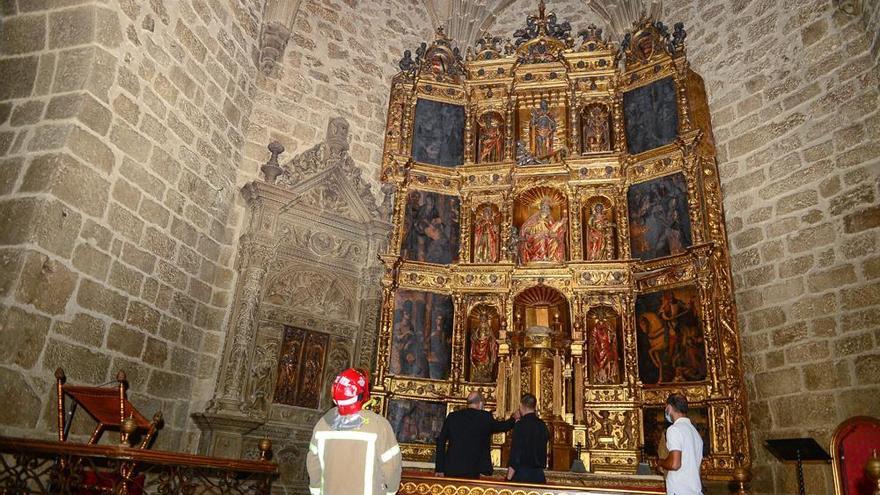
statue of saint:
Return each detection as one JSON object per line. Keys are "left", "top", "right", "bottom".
{"left": 519, "top": 198, "right": 567, "bottom": 263}
{"left": 470, "top": 312, "right": 496, "bottom": 382}
{"left": 586, "top": 202, "right": 613, "bottom": 261}
{"left": 590, "top": 314, "right": 619, "bottom": 384}
{"left": 478, "top": 113, "right": 504, "bottom": 163}
{"left": 582, "top": 104, "right": 610, "bottom": 153}
{"left": 473, "top": 205, "right": 500, "bottom": 263}
{"left": 530, "top": 99, "right": 557, "bottom": 158}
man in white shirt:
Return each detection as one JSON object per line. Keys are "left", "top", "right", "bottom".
{"left": 658, "top": 393, "right": 703, "bottom": 495}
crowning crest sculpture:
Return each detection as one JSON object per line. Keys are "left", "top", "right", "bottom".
{"left": 373, "top": 0, "right": 751, "bottom": 481}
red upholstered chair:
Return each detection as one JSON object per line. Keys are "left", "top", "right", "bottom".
{"left": 831, "top": 416, "right": 880, "bottom": 495}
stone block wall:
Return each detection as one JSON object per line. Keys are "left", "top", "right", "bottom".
{"left": 660, "top": 0, "right": 880, "bottom": 493}
{"left": 237, "top": 0, "right": 435, "bottom": 194}
{"left": 0, "top": 0, "right": 263, "bottom": 450}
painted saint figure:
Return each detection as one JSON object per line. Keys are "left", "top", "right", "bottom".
{"left": 473, "top": 205, "right": 500, "bottom": 263}
{"left": 519, "top": 199, "right": 567, "bottom": 263}
{"left": 530, "top": 99, "right": 557, "bottom": 158}
{"left": 427, "top": 313, "right": 450, "bottom": 380}
{"left": 394, "top": 302, "right": 421, "bottom": 376}
{"left": 586, "top": 202, "right": 613, "bottom": 261}
{"left": 590, "top": 314, "right": 619, "bottom": 384}
{"left": 470, "top": 312, "right": 496, "bottom": 383}
{"left": 478, "top": 113, "right": 504, "bottom": 163}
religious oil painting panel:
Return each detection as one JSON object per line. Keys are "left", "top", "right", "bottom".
{"left": 635, "top": 285, "right": 706, "bottom": 384}
{"left": 411, "top": 98, "right": 465, "bottom": 167}
{"left": 273, "top": 326, "right": 329, "bottom": 409}
{"left": 390, "top": 289, "right": 454, "bottom": 380}
{"left": 642, "top": 406, "right": 710, "bottom": 458}
{"left": 388, "top": 398, "right": 447, "bottom": 445}
{"left": 627, "top": 172, "right": 693, "bottom": 261}
{"left": 623, "top": 76, "right": 679, "bottom": 154}
{"left": 402, "top": 190, "right": 461, "bottom": 265}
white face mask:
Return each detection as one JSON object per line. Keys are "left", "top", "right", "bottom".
{"left": 664, "top": 409, "right": 674, "bottom": 424}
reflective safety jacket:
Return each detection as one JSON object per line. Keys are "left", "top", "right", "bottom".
{"left": 306, "top": 408, "right": 402, "bottom": 495}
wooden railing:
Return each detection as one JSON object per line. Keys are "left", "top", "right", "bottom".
{"left": 0, "top": 436, "right": 277, "bottom": 494}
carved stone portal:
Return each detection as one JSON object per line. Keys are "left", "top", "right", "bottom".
{"left": 194, "top": 118, "right": 391, "bottom": 492}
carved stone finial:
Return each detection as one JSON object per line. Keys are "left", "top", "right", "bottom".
{"left": 326, "top": 117, "right": 350, "bottom": 157}
{"left": 262, "top": 141, "right": 285, "bottom": 183}
{"left": 259, "top": 21, "right": 291, "bottom": 76}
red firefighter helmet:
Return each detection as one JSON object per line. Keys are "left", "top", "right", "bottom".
{"left": 331, "top": 368, "right": 370, "bottom": 415}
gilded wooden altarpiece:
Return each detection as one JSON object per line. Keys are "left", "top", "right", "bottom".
{"left": 375, "top": 2, "right": 750, "bottom": 480}
{"left": 193, "top": 118, "right": 393, "bottom": 490}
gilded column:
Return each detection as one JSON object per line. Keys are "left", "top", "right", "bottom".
{"left": 460, "top": 197, "right": 472, "bottom": 263}
{"left": 500, "top": 191, "right": 514, "bottom": 263}
{"left": 504, "top": 96, "right": 516, "bottom": 161}
{"left": 451, "top": 293, "right": 466, "bottom": 393}
{"left": 572, "top": 318, "right": 585, "bottom": 425}
{"left": 695, "top": 250, "right": 722, "bottom": 397}
{"left": 569, "top": 187, "right": 583, "bottom": 261}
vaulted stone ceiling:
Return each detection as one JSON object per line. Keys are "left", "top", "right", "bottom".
{"left": 422, "top": 0, "right": 662, "bottom": 47}
{"left": 422, "top": 0, "right": 518, "bottom": 48}
{"left": 260, "top": 0, "right": 664, "bottom": 63}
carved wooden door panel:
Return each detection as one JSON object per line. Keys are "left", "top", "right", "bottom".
{"left": 273, "top": 326, "right": 329, "bottom": 409}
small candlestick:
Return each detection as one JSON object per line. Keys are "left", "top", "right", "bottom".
{"left": 259, "top": 437, "right": 273, "bottom": 461}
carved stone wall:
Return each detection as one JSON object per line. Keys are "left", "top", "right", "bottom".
{"left": 194, "top": 118, "right": 391, "bottom": 492}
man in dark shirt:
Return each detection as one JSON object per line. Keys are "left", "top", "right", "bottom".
{"left": 435, "top": 391, "right": 516, "bottom": 479}
{"left": 507, "top": 393, "right": 549, "bottom": 484}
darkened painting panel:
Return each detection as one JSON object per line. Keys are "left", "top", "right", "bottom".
{"left": 274, "top": 326, "right": 329, "bottom": 408}
{"left": 388, "top": 399, "right": 447, "bottom": 444}
{"left": 390, "top": 290, "right": 454, "bottom": 380}
{"left": 627, "top": 173, "right": 692, "bottom": 261}
{"left": 412, "top": 98, "right": 465, "bottom": 167}
{"left": 623, "top": 77, "right": 679, "bottom": 154}
{"left": 402, "top": 190, "right": 461, "bottom": 265}
{"left": 635, "top": 286, "right": 706, "bottom": 384}
{"left": 642, "top": 406, "right": 711, "bottom": 457}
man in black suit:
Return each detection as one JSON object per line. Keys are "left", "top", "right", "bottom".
{"left": 507, "top": 393, "right": 549, "bottom": 484}
{"left": 435, "top": 391, "right": 516, "bottom": 479}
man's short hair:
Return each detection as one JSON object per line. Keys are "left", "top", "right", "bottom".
{"left": 467, "top": 391, "right": 484, "bottom": 405}
{"left": 666, "top": 393, "right": 688, "bottom": 414}
{"left": 520, "top": 393, "right": 537, "bottom": 410}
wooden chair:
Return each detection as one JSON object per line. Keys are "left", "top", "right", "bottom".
{"left": 55, "top": 368, "right": 162, "bottom": 448}
{"left": 831, "top": 415, "right": 880, "bottom": 495}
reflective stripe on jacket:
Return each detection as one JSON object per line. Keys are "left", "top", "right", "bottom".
{"left": 306, "top": 409, "right": 402, "bottom": 495}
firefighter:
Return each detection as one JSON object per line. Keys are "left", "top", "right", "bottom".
{"left": 306, "top": 368, "right": 402, "bottom": 495}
